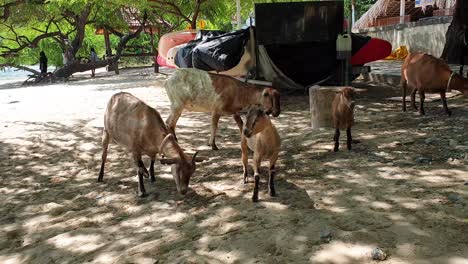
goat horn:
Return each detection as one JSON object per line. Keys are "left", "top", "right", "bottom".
{"left": 160, "top": 134, "right": 187, "bottom": 163}
{"left": 191, "top": 151, "right": 199, "bottom": 164}
{"left": 159, "top": 134, "right": 173, "bottom": 154}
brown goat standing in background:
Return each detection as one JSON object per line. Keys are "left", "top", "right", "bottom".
{"left": 241, "top": 107, "right": 281, "bottom": 202}
{"left": 332, "top": 87, "right": 356, "bottom": 152}
{"left": 401, "top": 52, "right": 468, "bottom": 116}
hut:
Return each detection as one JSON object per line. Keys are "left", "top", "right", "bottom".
{"left": 353, "top": 0, "right": 456, "bottom": 30}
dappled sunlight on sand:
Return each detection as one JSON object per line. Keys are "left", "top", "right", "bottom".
{"left": 0, "top": 70, "right": 467, "bottom": 263}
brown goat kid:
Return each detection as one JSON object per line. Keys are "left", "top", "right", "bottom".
{"left": 165, "top": 68, "right": 280, "bottom": 150}
{"left": 98, "top": 92, "right": 205, "bottom": 197}
{"left": 332, "top": 87, "right": 356, "bottom": 152}
{"left": 401, "top": 52, "right": 468, "bottom": 116}
{"left": 241, "top": 107, "right": 281, "bottom": 202}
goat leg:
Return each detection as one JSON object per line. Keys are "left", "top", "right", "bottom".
{"left": 138, "top": 160, "right": 149, "bottom": 178}
{"left": 253, "top": 175, "right": 260, "bottom": 202}
{"left": 346, "top": 127, "right": 352, "bottom": 151}
{"left": 241, "top": 138, "right": 249, "bottom": 184}
{"left": 98, "top": 130, "right": 110, "bottom": 182}
{"left": 419, "top": 91, "right": 426, "bottom": 115}
{"left": 440, "top": 91, "right": 451, "bottom": 116}
{"left": 133, "top": 154, "right": 148, "bottom": 197}
{"left": 268, "top": 160, "right": 277, "bottom": 197}
{"left": 333, "top": 128, "right": 340, "bottom": 152}
{"left": 252, "top": 155, "right": 261, "bottom": 202}
{"left": 137, "top": 171, "right": 147, "bottom": 197}
{"left": 402, "top": 80, "right": 407, "bottom": 112}
{"left": 150, "top": 158, "right": 156, "bottom": 183}
{"left": 209, "top": 113, "right": 221, "bottom": 150}
{"left": 166, "top": 108, "right": 182, "bottom": 142}
{"left": 233, "top": 113, "right": 243, "bottom": 133}
{"left": 410, "top": 88, "right": 418, "bottom": 110}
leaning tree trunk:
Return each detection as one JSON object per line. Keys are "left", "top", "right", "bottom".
{"left": 441, "top": 0, "right": 467, "bottom": 63}
{"left": 55, "top": 12, "right": 148, "bottom": 78}
{"left": 54, "top": 60, "right": 112, "bottom": 78}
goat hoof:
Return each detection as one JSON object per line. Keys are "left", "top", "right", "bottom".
{"left": 333, "top": 147, "right": 339, "bottom": 152}
{"left": 150, "top": 177, "right": 156, "bottom": 183}
{"left": 446, "top": 110, "right": 452, "bottom": 116}
{"left": 211, "top": 145, "right": 219, "bottom": 151}
{"left": 252, "top": 196, "right": 259, "bottom": 203}
{"left": 138, "top": 191, "right": 148, "bottom": 198}
{"left": 269, "top": 191, "right": 277, "bottom": 197}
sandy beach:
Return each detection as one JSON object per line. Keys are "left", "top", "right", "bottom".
{"left": 1, "top": 67, "right": 467, "bottom": 264}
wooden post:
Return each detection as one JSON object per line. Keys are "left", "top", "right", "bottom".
{"left": 150, "top": 27, "right": 159, "bottom": 73}
{"left": 104, "top": 29, "right": 112, "bottom": 57}
{"left": 309, "top": 86, "right": 344, "bottom": 129}
{"left": 236, "top": 0, "right": 242, "bottom": 30}
{"left": 400, "top": 0, "right": 406, "bottom": 24}
{"left": 103, "top": 29, "right": 114, "bottom": 72}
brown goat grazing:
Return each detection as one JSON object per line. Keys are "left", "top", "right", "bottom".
{"left": 98, "top": 92, "right": 205, "bottom": 197}
{"left": 401, "top": 52, "right": 468, "bottom": 116}
{"left": 332, "top": 87, "right": 356, "bottom": 152}
{"left": 165, "top": 68, "right": 281, "bottom": 150}
{"left": 241, "top": 107, "right": 281, "bottom": 202}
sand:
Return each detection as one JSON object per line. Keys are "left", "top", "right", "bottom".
{"left": 0, "top": 67, "right": 467, "bottom": 264}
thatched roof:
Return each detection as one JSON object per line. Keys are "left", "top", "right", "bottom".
{"left": 353, "top": 0, "right": 456, "bottom": 30}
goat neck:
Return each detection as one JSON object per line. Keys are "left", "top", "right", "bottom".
{"left": 340, "top": 92, "right": 355, "bottom": 110}
{"left": 451, "top": 75, "right": 468, "bottom": 96}
{"left": 243, "top": 83, "right": 265, "bottom": 105}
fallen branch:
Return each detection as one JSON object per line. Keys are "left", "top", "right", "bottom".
{"left": 0, "top": 63, "right": 41, "bottom": 75}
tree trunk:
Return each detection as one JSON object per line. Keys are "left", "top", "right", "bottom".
{"left": 70, "top": 5, "right": 92, "bottom": 57}
{"left": 441, "top": 0, "right": 467, "bottom": 63}
{"left": 191, "top": 0, "right": 202, "bottom": 29}
{"left": 309, "top": 86, "right": 343, "bottom": 129}
{"left": 54, "top": 60, "right": 111, "bottom": 78}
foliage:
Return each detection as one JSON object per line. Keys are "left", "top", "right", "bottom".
{"left": 1, "top": 0, "right": 377, "bottom": 71}
{"left": 343, "top": 0, "right": 377, "bottom": 20}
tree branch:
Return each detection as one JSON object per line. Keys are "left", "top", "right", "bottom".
{"left": 0, "top": 31, "right": 62, "bottom": 57}
{"left": 148, "top": 0, "right": 192, "bottom": 23}
{"left": 1, "top": 0, "right": 47, "bottom": 21}
{"left": 0, "top": 63, "right": 41, "bottom": 75}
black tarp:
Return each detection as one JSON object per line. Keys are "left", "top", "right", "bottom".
{"left": 255, "top": 1, "right": 344, "bottom": 86}
{"left": 191, "top": 28, "right": 250, "bottom": 71}
{"left": 174, "top": 39, "right": 201, "bottom": 68}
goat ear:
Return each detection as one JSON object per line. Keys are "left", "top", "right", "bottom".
{"left": 160, "top": 158, "right": 178, "bottom": 165}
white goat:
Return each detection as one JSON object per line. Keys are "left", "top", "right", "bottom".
{"left": 165, "top": 68, "right": 280, "bottom": 150}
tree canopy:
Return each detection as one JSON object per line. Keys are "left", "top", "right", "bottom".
{"left": 0, "top": 0, "right": 379, "bottom": 81}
